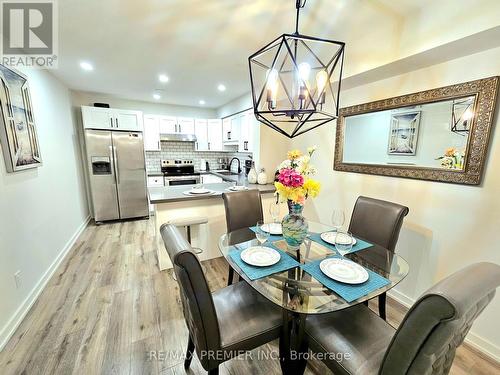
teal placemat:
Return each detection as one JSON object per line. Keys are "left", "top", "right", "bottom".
{"left": 309, "top": 232, "right": 373, "bottom": 254}
{"left": 249, "top": 225, "right": 284, "bottom": 242}
{"left": 300, "top": 256, "right": 390, "bottom": 303}
{"left": 228, "top": 244, "right": 299, "bottom": 281}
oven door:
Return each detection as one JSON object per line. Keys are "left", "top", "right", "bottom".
{"left": 164, "top": 175, "right": 201, "bottom": 186}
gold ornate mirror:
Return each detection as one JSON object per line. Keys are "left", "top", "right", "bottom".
{"left": 334, "top": 77, "right": 499, "bottom": 185}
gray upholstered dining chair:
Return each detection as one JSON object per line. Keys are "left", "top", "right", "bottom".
{"left": 348, "top": 196, "right": 409, "bottom": 319}
{"left": 222, "top": 189, "right": 263, "bottom": 285}
{"left": 160, "top": 223, "right": 283, "bottom": 375}
{"left": 304, "top": 262, "right": 500, "bottom": 375}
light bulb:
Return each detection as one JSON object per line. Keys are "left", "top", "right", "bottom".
{"left": 298, "top": 63, "right": 311, "bottom": 82}
{"left": 462, "top": 108, "right": 473, "bottom": 121}
{"left": 266, "top": 69, "right": 279, "bottom": 109}
{"left": 316, "top": 70, "right": 328, "bottom": 106}
{"left": 316, "top": 70, "right": 328, "bottom": 94}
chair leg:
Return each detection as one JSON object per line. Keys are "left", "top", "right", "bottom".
{"left": 184, "top": 335, "right": 195, "bottom": 369}
{"left": 208, "top": 367, "right": 219, "bottom": 375}
{"left": 378, "top": 292, "right": 387, "bottom": 320}
{"left": 227, "top": 267, "right": 234, "bottom": 286}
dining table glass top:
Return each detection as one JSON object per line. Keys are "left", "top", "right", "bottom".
{"left": 218, "top": 221, "right": 409, "bottom": 315}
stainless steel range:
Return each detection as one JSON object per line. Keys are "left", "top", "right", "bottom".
{"left": 161, "top": 159, "right": 201, "bottom": 186}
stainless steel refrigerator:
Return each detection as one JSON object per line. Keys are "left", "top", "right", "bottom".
{"left": 85, "top": 129, "right": 148, "bottom": 222}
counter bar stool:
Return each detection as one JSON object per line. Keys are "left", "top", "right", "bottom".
{"left": 222, "top": 190, "right": 263, "bottom": 286}
{"left": 166, "top": 216, "right": 208, "bottom": 279}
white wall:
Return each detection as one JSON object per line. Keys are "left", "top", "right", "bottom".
{"left": 0, "top": 69, "right": 89, "bottom": 348}
{"left": 291, "top": 46, "right": 500, "bottom": 360}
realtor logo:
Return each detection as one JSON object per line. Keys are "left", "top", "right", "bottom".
{"left": 1, "top": 0, "right": 58, "bottom": 68}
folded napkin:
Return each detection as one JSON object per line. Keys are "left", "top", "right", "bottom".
{"left": 300, "top": 256, "right": 390, "bottom": 303}
{"left": 308, "top": 232, "right": 373, "bottom": 255}
{"left": 228, "top": 243, "right": 299, "bottom": 281}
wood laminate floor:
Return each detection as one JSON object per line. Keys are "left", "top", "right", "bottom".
{"left": 0, "top": 219, "right": 499, "bottom": 374}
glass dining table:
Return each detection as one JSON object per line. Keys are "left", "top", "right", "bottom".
{"left": 218, "top": 221, "right": 409, "bottom": 374}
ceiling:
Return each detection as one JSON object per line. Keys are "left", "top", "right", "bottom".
{"left": 53, "top": 0, "right": 494, "bottom": 109}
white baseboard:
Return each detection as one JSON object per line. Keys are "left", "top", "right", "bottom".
{"left": 0, "top": 216, "right": 91, "bottom": 351}
{"left": 387, "top": 289, "right": 500, "bottom": 363}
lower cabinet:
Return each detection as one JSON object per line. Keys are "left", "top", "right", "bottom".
{"left": 147, "top": 176, "right": 164, "bottom": 213}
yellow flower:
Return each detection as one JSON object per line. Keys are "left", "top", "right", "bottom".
{"left": 287, "top": 149, "right": 302, "bottom": 160}
{"left": 445, "top": 147, "right": 457, "bottom": 157}
{"left": 303, "top": 178, "right": 321, "bottom": 198}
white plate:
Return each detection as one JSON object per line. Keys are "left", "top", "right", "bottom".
{"left": 189, "top": 188, "right": 211, "bottom": 194}
{"left": 319, "top": 258, "right": 369, "bottom": 284}
{"left": 227, "top": 186, "right": 249, "bottom": 191}
{"left": 262, "top": 223, "right": 282, "bottom": 235}
{"left": 320, "top": 231, "right": 357, "bottom": 246}
{"left": 182, "top": 190, "right": 214, "bottom": 196}
{"left": 240, "top": 246, "right": 281, "bottom": 267}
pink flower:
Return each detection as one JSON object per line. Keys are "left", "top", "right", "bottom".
{"left": 278, "top": 168, "right": 304, "bottom": 187}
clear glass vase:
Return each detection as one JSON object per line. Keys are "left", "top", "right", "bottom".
{"left": 281, "top": 200, "right": 308, "bottom": 249}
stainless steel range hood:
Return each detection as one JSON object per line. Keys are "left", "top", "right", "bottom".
{"left": 160, "top": 133, "right": 197, "bottom": 142}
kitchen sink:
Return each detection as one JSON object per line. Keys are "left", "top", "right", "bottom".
{"left": 215, "top": 170, "right": 239, "bottom": 176}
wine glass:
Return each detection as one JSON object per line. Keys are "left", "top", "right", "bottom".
{"left": 331, "top": 209, "right": 345, "bottom": 232}
{"left": 255, "top": 221, "right": 269, "bottom": 246}
{"left": 269, "top": 202, "right": 281, "bottom": 223}
{"left": 335, "top": 230, "right": 353, "bottom": 256}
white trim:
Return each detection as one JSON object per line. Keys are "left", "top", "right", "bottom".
{"left": 0, "top": 216, "right": 91, "bottom": 351}
{"left": 387, "top": 289, "right": 500, "bottom": 363}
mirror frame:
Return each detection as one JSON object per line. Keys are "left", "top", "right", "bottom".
{"left": 334, "top": 76, "right": 499, "bottom": 185}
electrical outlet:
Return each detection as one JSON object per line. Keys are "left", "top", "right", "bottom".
{"left": 14, "top": 270, "right": 22, "bottom": 289}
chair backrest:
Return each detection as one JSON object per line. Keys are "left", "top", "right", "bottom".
{"left": 222, "top": 190, "right": 263, "bottom": 233}
{"left": 380, "top": 262, "right": 500, "bottom": 375}
{"left": 348, "top": 196, "right": 409, "bottom": 252}
{"left": 160, "top": 224, "right": 221, "bottom": 369}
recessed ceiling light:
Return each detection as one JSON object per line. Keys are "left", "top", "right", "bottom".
{"left": 80, "top": 61, "right": 93, "bottom": 71}
{"left": 153, "top": 93, "right": 161, "bottom": 100}
{"left": 199, "top": 100, "right": 206, "bottom": 105}
{"left": 158, "top": 74, "right": 169, "bottom": 83}
{"left": 217, "top": 84, "right": 226, "bottom": 92}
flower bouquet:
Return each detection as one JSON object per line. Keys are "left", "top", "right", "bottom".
{"left": 274, "top": 147, "right": 321, "bottom": 248}
{"left": 436, "top": 147, "right": 465, "bottom": 169}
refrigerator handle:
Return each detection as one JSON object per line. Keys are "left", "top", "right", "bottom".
{"left": 113, "top": 146, "right": 120, "bottom": 184}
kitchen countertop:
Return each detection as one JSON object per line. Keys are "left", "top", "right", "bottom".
{"left": 149, "top": 181, "right": 275, "bottom": 204}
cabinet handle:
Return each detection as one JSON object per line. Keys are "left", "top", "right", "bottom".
{"left": 158, "top": 140, "right": 160, "bottom": 150}
{"left": 227, "top": 131, "right": 231, "bottom": 140}
{"left": 208, "top": 142, "right": 210, "bottom": 150}
{"left": 116, "top": 118, "right": 119, "bottom": 128}
{"left": 110, "top": 118, "right": 114, "bottom": 128}
{"left": 179, "top": 124, "right": 182, "bottom": 133}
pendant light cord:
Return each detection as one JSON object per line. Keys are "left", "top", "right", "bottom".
{"left": 295, "top": 0, "right": 307, "bottom": 34}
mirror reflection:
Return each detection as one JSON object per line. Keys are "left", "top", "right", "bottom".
{"left": 342, "top": 95, "right": 476, "bottom": 170}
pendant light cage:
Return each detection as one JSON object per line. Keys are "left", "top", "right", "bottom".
{"left": 249, "top": 18, "right": 345, "bottom": 138}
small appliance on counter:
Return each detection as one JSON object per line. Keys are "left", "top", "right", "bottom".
{"left": 161, "top": 159, "right": 201, "bottom": 186}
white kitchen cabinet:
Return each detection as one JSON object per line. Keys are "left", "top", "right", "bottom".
{"left": 178, "top": 117, "right": 195, "bottom": 134}
{"left": 201, "top": 174, "right": 223, "bottom": 184}
{"left": 82, "top": 106, "right": 143, "bottom": 131}
{"left": 143, "top": 115, "right": 161, "bottom": 151}
{"left": 239, "top": 110, "right": 256, "bottom": 152}
{"left": 223, "top": 116, "right": 241, "bottom": 143}
{"left": 147, "top": 176, "right": 164, "bottom": 186}
{"left": 207, "top": 119, "right": 223, "bottom": 151}
{"left": 194, "top": 119, "right": 208, "bottom": 151}
{"left": 159, "top": 116, "right": 177, "bottom": 133}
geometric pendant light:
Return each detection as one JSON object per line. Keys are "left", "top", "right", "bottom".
{"left": 248, "top": 0, "right": 345, "bottom": 138}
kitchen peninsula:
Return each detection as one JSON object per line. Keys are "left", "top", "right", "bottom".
{"left": 150, "top": 175, "right": 277, "bottom": 270}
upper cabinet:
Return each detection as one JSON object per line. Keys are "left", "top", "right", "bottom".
{"left": 239, "top": 110, "right": 255, "bottom": 152}
{"left": 177, "top": 117, "right": 195, "bottom": 134}
{"left": 82, "top": 106, "right": 143, "bottom": 131}
{"left": 207, "top": 119, "right": 223, "bottom": 151}
{"left": 143, "top": 115, "right": 161, "bottom": 151}
{"left": 222, "top": 116, "right": 241, "bottom": 143}
{"left": 159, "top": 116, "right": 177, "bottom": 133}
{"left": 194, "top": 119, "right": 208, "bottom": 151}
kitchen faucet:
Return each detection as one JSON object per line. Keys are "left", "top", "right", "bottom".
{"left": 228, "top": 157, "right": 242, "bottom": 173}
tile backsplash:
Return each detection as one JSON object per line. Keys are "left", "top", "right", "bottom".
{"left": 145, "top": 141, "right": 252, "bottom": 174}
